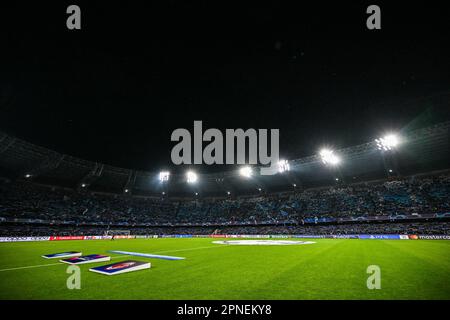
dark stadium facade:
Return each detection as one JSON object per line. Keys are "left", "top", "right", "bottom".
{"left": 0, "top": 121, "right": 448, "bottom": 198}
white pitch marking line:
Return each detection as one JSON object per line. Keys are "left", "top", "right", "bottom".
{"left": 0, "top": 245, "right": 229, "bottom": 272}
{"left": 0, "top": 262, "right": 61, "bottom": 272}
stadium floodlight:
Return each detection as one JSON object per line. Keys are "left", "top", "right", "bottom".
{"left": 375, "top": 134, "right": 400, "bottom": 151}
{"left": 278, "top": 160, "right": 290, "bottom": 173}
{"left": 159, "top": 171, "right": 170, "bottom": 182}
{"left": 186, "top": 171, "right": 198, "bottom": 184}
{"left": 319, "top": 149, "right": 340, "bottom": 166}
{"left": 239, "top": 166, "right": 253, "bottom": 178}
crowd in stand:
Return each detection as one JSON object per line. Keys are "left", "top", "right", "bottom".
{"left": 0, "top": 172, "right": 449, "bottom": 236}
{"left": 1, "top": 221, "right": 449, "bottom": 237}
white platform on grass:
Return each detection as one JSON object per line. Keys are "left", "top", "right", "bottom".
{"left": 212, "top": 240, "right": 316, "bottom": 245}
{"left": 89, "top": 260, "right": 151, "bottom": 275}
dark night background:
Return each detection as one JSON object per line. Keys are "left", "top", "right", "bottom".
{"left": 0, "top": 1, "right": 449, "bottom": 173}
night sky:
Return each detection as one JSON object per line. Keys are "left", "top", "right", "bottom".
{"left": 0, "top": 2, "right": 449, "bottom": 173}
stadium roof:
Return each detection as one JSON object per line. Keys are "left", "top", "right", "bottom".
{"left": 0, "top": 121, "right": 449, "bottom": 198}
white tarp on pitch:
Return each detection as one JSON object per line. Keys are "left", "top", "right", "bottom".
{"left": 212, "top": 240, "right": 316, "bottom": 245}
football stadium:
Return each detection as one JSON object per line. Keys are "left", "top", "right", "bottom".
{"left": 0, "top": 121, "right": 449, "bottom": 300}
{"left": 0, "top": 2, "right": 449, "bottom": 308}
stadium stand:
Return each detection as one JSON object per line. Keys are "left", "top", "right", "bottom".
{"left": 1, "top": 171, "right": 449, "bottom": 236}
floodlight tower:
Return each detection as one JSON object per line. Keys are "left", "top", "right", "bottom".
{"left": 159, "top": 171, "right": 170, "bottom": 182}
{"left": 157, "top": 171, "right": 170, "bottom": 197}
{"left": 375, "top": 134, "right": 400, "bottom": 151}
{"left": 78, "top": 163, "right": 104, "bottom": 191}
{"left": 186, "top": 171, "right": 198, "bottom": 184}
{"left": 375, "top": 133, "right": 401, "bottom": 177}
{"left": 319, "top": 148, "right": 344, "bottom": 184}
{"left": 123, "top": 170, "right": 137, "bottom": 195}
{"left": 239, "top": 166, "right": 253, "bottom": 178}
{"left": 278, "top": 160, "right": 290, "bottom": 173}
{"left": 319, "top": 149, "right": 341, "bottom": 166}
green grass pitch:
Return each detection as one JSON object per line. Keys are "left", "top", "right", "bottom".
{"left": 0, "top": 238, "right": 449, "bottom": 300}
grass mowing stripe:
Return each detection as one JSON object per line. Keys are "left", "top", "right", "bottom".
{"left": 250, "top": 239, "right": 345, "bottom": 298}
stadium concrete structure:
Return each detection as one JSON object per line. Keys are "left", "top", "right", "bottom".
{"left": 0, "top": 121, "right": 449, "bottom": 198}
